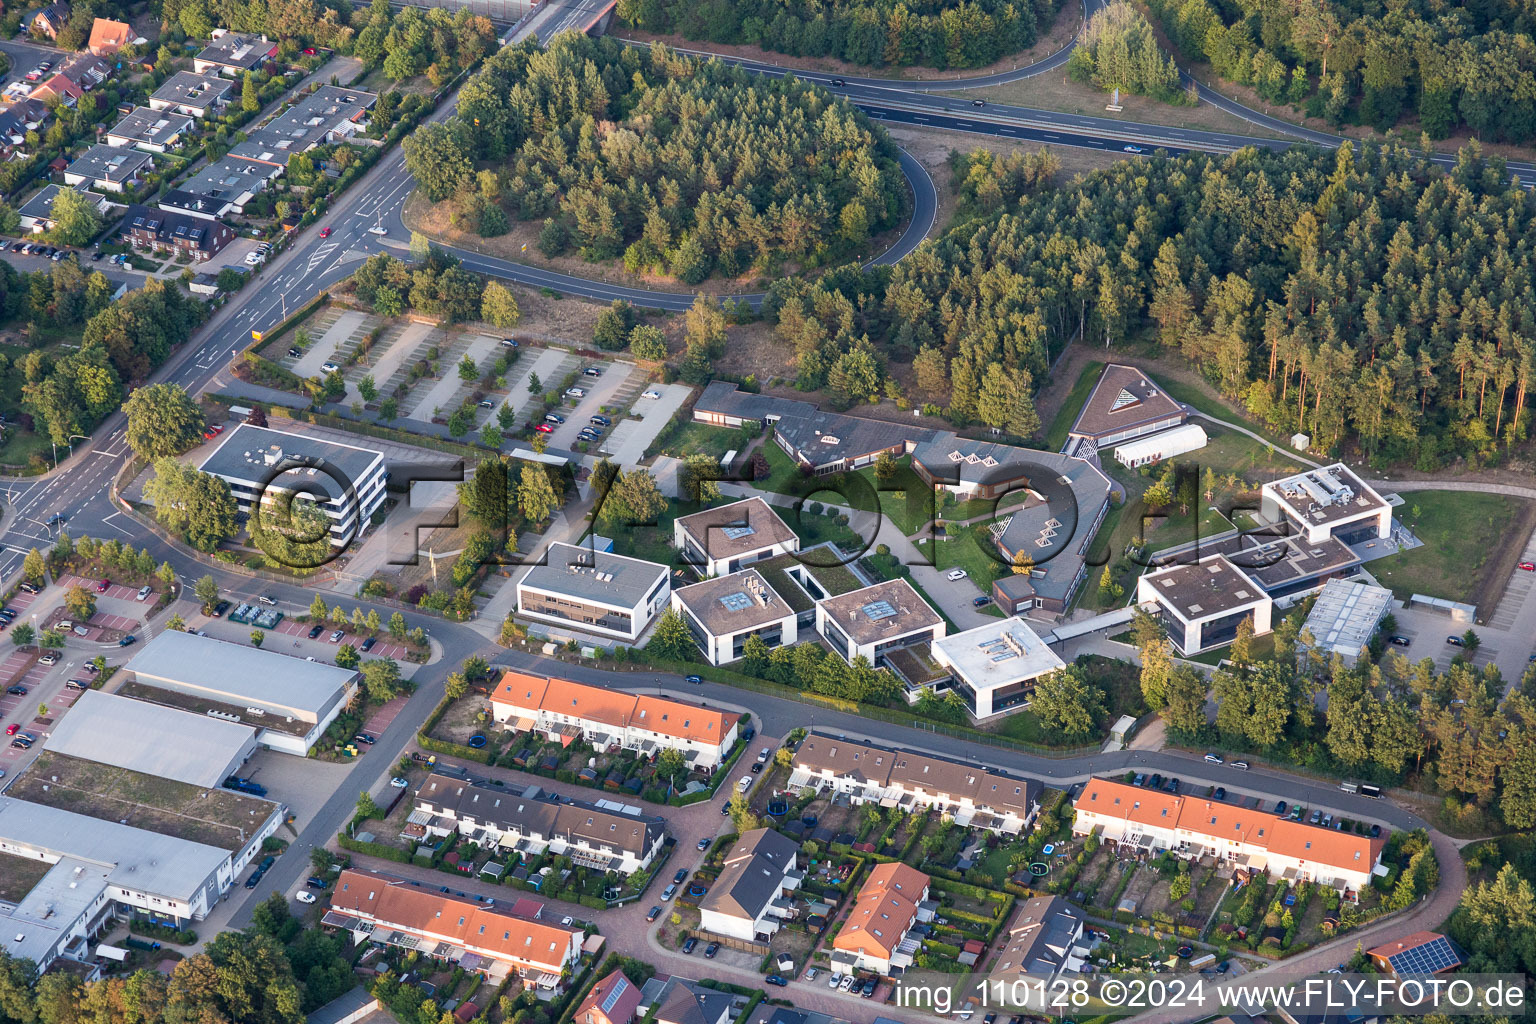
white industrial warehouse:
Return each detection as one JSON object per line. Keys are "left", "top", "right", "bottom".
{"left": 123, "top": 631, "right": 360, "bottom": 755}
{"left": 42, "top": 690, "right": 258, "bottom": 788}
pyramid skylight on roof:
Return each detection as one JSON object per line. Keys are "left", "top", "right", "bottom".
{"left": 1110, "top": 388, "right": 1141, "bottom": 412}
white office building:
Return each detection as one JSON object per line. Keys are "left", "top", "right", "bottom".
{"left": 930, "top": 617, "right": 1065, "bottom": 720}
{"left": 198, "top": 424, "right": 387, "bottom": 547}
{"left": 1136, "top": 555, "right": 1273, "bottom": 655}
{"left": 1260, "top": 463, "right": 1391, "bottom": 546}
{"left": 515, "top": 542, "right": 670, "bottom": 643}
{"left": 670, "top": 568, "right": 797, "bottom": 666}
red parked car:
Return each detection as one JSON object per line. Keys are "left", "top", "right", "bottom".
{"left": 534, "top": 423, "right": 554, "bottom": 433}
{"left": 1521, "top": 562, "right": 1535, "bottom": 571}
{"left": 95, "top": 579, "right": 109, "bottom": 593}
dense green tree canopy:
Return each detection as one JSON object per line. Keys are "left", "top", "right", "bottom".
{"left": 420, "top": 35, "right": 906, "bottom": 281}
{"left": 619, "top": 0, "right": 1060, "bottom": 69}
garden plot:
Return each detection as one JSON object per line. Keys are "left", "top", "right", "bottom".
{"left": 293, "top": 310, "right": 371, "bottom": 378}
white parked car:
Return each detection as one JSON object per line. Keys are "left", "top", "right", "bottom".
{"left": 565, "top": 387, "right": 586, "bottom": 399}
{"left": 390, "top": 776, "right": 409, "bottom": 788}
{"left": 296, "top": 891, "right": 317, "bottom": 904}
{"left": 946, "top": 568, "right": 968, "bottom": 581}
{"left": 641, "top": 389, "right": 661, "bottom": 399}
{"left": 737, "top": 775, "right": 752, "bottom": 793}
{"left": 320, "top": 362, "right": 340, "bottom": 374}
{"left": 136, "top": 585, "right": 152, "bottom": 601}
{"left": 828, "top": 972, "right": 842, "bottom": 989}
{"left": 839, "top": 975, "right": 855, "bottom": 992}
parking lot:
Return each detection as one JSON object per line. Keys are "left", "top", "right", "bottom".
{"left": 545, "top": 360, "right": 638, "bottom": 451}
{"left": 189, "top": 603, "right": 421, "bottom": 674}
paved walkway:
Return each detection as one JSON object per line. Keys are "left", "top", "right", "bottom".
{"left": 1187, "top": 411, "right": 1320, "bottom": 469}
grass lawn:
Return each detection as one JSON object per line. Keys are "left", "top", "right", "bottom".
{"left": 657, "top": 421, "right": 755, "bottom": 460}
{"left": 0, "top": 852, "right": 52, "bottom": 902}
{"left": 1043, "top": 359, "right": 1104, "bottom": 451}
{"left": 757, "top": 437, "right": 810, "bottom": 496}
{"left": 1372, "top": 491, "right": 1533, "bottom": 605}
{"left": 1184, "top": 631, "right": 1277, "bottom": 666}
{"left": 1076, "top": 425, "right": 1307, "bottom": 613}
{"left": 916, "top": 526, "right": 1012, "bottom": 589}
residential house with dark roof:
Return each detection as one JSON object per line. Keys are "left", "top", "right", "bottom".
{"left": 30, "top": 1, "right": 70, "bottom": 39}
{"left": 324, "top": 868, "right": 582, "bottom": 984}
{"left": 62, "top": 145, "right": 151, "bottom": 193}
{"left": 993, "top": 895, "right": 1086, "bottom": 978}
{"left": 0, "top": 101, "right": 49, "bottom": 156}
{"left": 56, "top": 54, "right": 110, "bottom": 91}
{"left": 227, "top": 85, "right": 375, "bottom": 166}
{"left": 159, "top": 156, "right": 280, "bottom": 220}
{"left": 150, "top": 72, "right": 236, "bottom": 118}
{"left": 414, "top": 770, "right": 667, "bottom": 875}
{"left": 651, "top": 980, "right": 733, "bottom": 1024}
{"left": 106, "top": 107, "right": 193, "bottom": 153}
{"left": 193, "top": 32, "right": 275, "bottom": 76}
{"left": 789, "top": 733, "right": 1040, "bottom": 834}
{"left": 120, "top": 203, "right": 234, "bottom": 259}
{"left": 17, "top": 183, "right": 106, "bottom": 233}
{"left": 698, "top": 828, "right": 803, "bottom": 942}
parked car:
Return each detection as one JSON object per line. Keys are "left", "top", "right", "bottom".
{"left": 1370, "top": 823, "right": 1382, "bottom": 837}
{"left": 661, "top": 884, "right": 677, "bottom": 901}
{"left": 704, "top": 942, "right": 719, "bottom": 959}
{"left": 646, "top": 905, "right": 662, "bottom": 921}
{"left": 590, "top": 415, "right": 611, "bottom": 427}
{"left": 117, "top": 636, "right": 136, "bottom": 647}
{"left": 737, "top": 776, "right": 752, "bottom": 793}
{"left": 1232, "top": 760, "right": 1249, "bottom": 770}
{"left": 945, "top": 568, "right": 968, "bottom": 581}
{"left": 9, "top": 738, "right": 30, "bottom": 749}
{"left": 1275, "top": 801, "right": 1287, "bottom": 814}
{"left": 328, "top": 630, "right": 344, "bottom": 643}
{"left": 1521, "top": 562, "right": 1535, "bottom": 571}
{"left": 5, "top": 725, "right": 18, "bottom": 736}
{"left": 136, "top": 585, "right": 152, "bottom": 601}
{"left": 681, "top": 936, "right": 697, "bottom": 954}
{"left": 765, "top": 976, "right": 787, "bottom": 988}
{"left": 1446, "top": 635, "right": 1465, "bottom": 646}
{"left": 1211, "top": 787, "right": 1225, "bottom": 799}
{"left": 39, "top": 652, "right": 58, "bottom": 665}
{"left": 564, "top": 387, "right": 586, "bottom": 399}
{"left": 306, "top": 877, "right": 328, "bottom": 889}
{"left": 973, "top": 595, "right": 992, "bottom": 607}
{"left": 582, "top": 366, "right": 602, "bottom": 377}
{"left": 696, "top": 838, "right": 710, "bottom": 851}
{"left": 296, "top": 891, "right": 317, "bottom": 904}
{"left": 320, "top": 362, "right": 340, "bottom": 374}
{"left": 544, "top": 413, "right": 565, "bottom": 425}
{"left": 1310, "top": 810, "right": 1323, "bottom": 824}
{"left": 534, "top": 423, "right": 554, "bottom": 433}
{"left": 828, "top": 973, "right": 842, "bottom": 989}
{"left": 360, "top": 637, "right": 376, "bottom": 652}
{"left": 354, "top": 733, "right": 376, "bottom": 745}
{"left": 1204, "top": 753, "right": 1223, "bottom": 764}
{"left": 673, "top": 869, "right": 688, "bottom": 885}
{"left": 839, "top": 976, "right": 855, "bottom": 992}
{"left": 390, "top": 777, "right": 409, "bottom": 788}
{"left": 6, "top": 686, "right": 26, "bottom": 696}
{"left": 1389, "top": 635, "right": 1412, "bottom": 646}
{"left": 751, "top": 761, "right": 763, "bottom": 773}
{"left": 805, "top": 967, "right": 818, "bottom": 983}
{"left": 500, "top": 338, "right": 519, "bottom": 347}
{"left": 685, "top": 675, "right": 702, "bottom": 684}
{"left": 64, "top": 679, "right": 87, "bottom": 690}
{"left": 96, "top": 578, "right": 110, "bottom": 592}
{"left": 308, "top": 625, "right": 324, "bottom": 638}
{"left": 642, "top": 389, "right": 661, "bottom": 399}
{"left": 1132, "top": 772, "right": 1145, "bottom": 786}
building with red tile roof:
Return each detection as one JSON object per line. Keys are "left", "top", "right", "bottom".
{"left": 490, "top": 670, "right": 741, "bottom": 770}
{"left": 1073, "top": 777, "right": 1387, "bottom": 893}
{"left": 831, "top": 862, "right": 931, "bottom": 975}
{"left": 323, "top": 868, "right": 582, "bottom": 984}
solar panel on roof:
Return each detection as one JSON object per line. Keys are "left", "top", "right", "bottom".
{"left": 599, "top": 977, "right": 630, "bottom": 1014}
{"left": 1386, "top": 936, "right": 1460, "bottom": 975}
{"left": 862, "top": 600, "right": 897, "bottom": 621}
{"left": 719, "top": 592, "right": 752, "bottom": 611}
